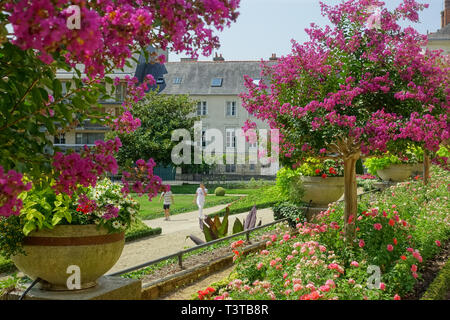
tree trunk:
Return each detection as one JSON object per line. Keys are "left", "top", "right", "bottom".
{"left": 423, "top": 150, "right": 431, "bottom": 185}
{"left": 343, "top": 153, "right": 359, "bottom": 242}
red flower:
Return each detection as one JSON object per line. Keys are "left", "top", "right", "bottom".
{"left": 389, "top": 219, "right": 395, "bottom": 227}
{"left": 329, "top": 167, "right": 337, "bottom": 175}
{"left": 435, "top": 240, "right": 441, "bottom": 247}
{"left": 394, "top": 294, "right": 401, "bottom": 300}
{"left": 359, "top": 239, "right": 365, "bottom": 248}
{"left": 315, "top": 169, "right": 321, "bottom": 175}
{"left": 348, "top": 215, "right": 354, "bottom": 224}
{"left": 321, "top": 173, "right": 327, "bottom": 179}
{"left": 393, "top": 238, "right": 398, "bottom": 245}
{"left": 400, "top": 255, "right": 407, "bottom": 260}
{"left": 387, "top": 244, "right": 394, "bottom": 252}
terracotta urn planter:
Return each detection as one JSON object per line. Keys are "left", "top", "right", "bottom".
{"left": 301, "top": 176, "right": 345, "bottom": 207}
{"left": 376, "top": 164, "right": 414, "bottom": 182}
{"left": 12, "top": 225, "right": 124, "bottom": 291}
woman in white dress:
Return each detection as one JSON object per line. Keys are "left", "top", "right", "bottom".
{"left": 194, "top": 183, "right": 207, "bottom": 229}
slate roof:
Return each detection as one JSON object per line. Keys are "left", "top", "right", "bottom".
{"left": 428, "top": 24, "right": 450, "bottom": 41}
{"left": 135, "top": 57, "right": 276, "bottom": 96}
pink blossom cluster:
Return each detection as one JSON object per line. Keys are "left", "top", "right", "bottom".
{"left": 52, "top": 137, "right": 122, "bottom": 195}
{"left": 240, "top": 0, "right": 449, "bottom": 162}
{"left": 111, "top": 75, "right": 156, "bottom": 133}
{"left": 121, "top": 158, "right": 164, "bottom": 200}
{"left": 6, "top": 0, "right": 240, "bottom": 78}
{"left": 0, "top": 166, "right": 32, "bottom": 217}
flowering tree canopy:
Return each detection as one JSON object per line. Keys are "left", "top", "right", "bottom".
{"left": 0, "top": 0, "right": 240, "bottom": 217}
{"left": 241, "top": 0, "right": 449, "bottom": 239}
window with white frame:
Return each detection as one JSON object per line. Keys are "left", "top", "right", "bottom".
{"left": 54, "top": 133, "right": 66, "bottom": 144}
{"left": 226, "top": 101, "right": 237, "bottom": 117}
{"left": 197, "top": 101, "right": 207, "bottom": 116}
{"left": 226, "top": 128, "right": 236, "bottom": 148}
{"left": 115, "top": 82, "right": 127, "bottom": 102}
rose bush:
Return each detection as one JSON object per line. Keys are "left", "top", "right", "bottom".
{"left": 209, "top": 166, "right": 449, "bottom": 300}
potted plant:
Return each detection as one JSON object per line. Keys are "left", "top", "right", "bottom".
{"left": 0, "top": 178, "right": 140, "bottom": 291}
{"left": 364, "top": 150, "right": 422, "bottom": 182}
{"left": 295, "top": 158, "right": 345, "bottom": 207}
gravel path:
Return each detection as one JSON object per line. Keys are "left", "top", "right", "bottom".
{"left": 107, "top": 205, "right": 275, "bottom": 274}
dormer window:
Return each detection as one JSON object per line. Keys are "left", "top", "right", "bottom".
{"left": 211, "top": 77, "right": 223, "bottom": 87}
{"left": 173, "top": 77, "right": 182, "bottom": 84}
{"left": 156, "top": 77, "right": 164, "bottom": 84}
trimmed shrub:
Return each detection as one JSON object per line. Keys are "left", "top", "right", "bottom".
{"left": 215, "top": 187, "right": 226, "bottom": 196}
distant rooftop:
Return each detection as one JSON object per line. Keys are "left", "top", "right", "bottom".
{"left": 428, "top": 24, "right": 450, "bottom": 41}
{"left": 135, "top": 58, "right": 277, "bottom": 96}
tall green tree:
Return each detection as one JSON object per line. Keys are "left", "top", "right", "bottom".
{"left": 107, "top": 91, "right": 199, "bottom": 168}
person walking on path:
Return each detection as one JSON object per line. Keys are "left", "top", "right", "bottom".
{"left": 194, "top": 183, "right": 207, "bottom": 229}
{"left": 160, "top": 185, "right": 174, "bottom": 221}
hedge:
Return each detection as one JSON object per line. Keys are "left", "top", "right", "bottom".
{"left": 421, "top": 258, "right": 450, "bottom": 300}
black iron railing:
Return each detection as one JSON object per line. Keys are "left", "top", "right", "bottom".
{"left": 107, "top": 217, "right": 289, "bottom": 277}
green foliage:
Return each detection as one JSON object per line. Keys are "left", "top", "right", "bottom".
{"left": 0, "top": 256, "right": 15, "bottom": 274}
{"left": 213, "top": 186, "right": 280, "bottom": 217}
{"left": 296, "top": 158, "right": 344, "bottom": 177}
{"left": 364, "top": 149, "right": 424, "bottom": 176}
{"left": 0, "top": 43, "right": 110, "bottom": 179}
{"left": 107, "top": 91, "right": 199, "bottom": 168}
{"left": 276, "top": 166, "right": 304, "bottom": 204}
{"left": 0, "top": 274, "right": 21, "bottom": 299}
{"left": 364, "top": 155, "right": 405, "bottom": 175}
{"left": 125, "top": 218, "right": 162, "bottom": 242}
{"left": 217, "top": 166, "right": 449, "bottom": 300}
{"left": 272, "top": 202, "right": 307, "bottom": 228}
{"left": 215, "top": 187, "right": 226, "bottom": 196}
{"left": 0, "top": 178, "right": 140, "bottom": 258}
{"left": 203, "top": 207, "right": 230, "bottom": 241}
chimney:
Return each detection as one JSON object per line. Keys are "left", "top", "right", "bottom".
{"left": 269, "top": 53, "right": 278, "bottom": 61}
{"left": 213, "top": 53, "right": 225, "bottom": 62}
{"left": 180, "top": 57, "right": 198, "bottom": 62}
{"left": 442, "top": 0, "right": 450, "bottom": 28}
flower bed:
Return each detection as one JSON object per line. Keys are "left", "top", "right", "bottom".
{"left": 203, "top": 166, "right": 449, "bottom": 300}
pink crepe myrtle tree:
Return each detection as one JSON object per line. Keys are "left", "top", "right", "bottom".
{"left": 240, "top": 0, "right": 449, "bottom": 241}
{"left": 0, "top": 0, "right": 240, "bottom": 217}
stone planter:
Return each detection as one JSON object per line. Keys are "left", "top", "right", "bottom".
{"left": 12, "top": 225, "right": 124, "bottom": 291}
{"left": 301, "top": 176, "right": 345, "bottom": 206}
{"left": 377, "top": 164, "right": 414, "bottom": 182}
{"left": 411, "top": 163, "right": 424, "bottom": 176}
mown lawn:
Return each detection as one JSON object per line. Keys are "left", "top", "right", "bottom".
{"left": 136, "top": 194, "right": 239, "bottom": 220}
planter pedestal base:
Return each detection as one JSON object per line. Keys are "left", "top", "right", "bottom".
{"left": 6, "top": 276, "right": 141, "bottom": 300}
{"left": 374, "top": 181, "right": 397, "bottom": 191}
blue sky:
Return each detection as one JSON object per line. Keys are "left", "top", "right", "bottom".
{"left": 169, "top": 0, "right": 445, "bottom": 62}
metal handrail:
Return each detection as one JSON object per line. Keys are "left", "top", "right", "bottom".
{"left": 108, "top": 189, "right": 382, "bottom": 277}
{"left": 107, "top": 217, "right": 289, "bottom": 277}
